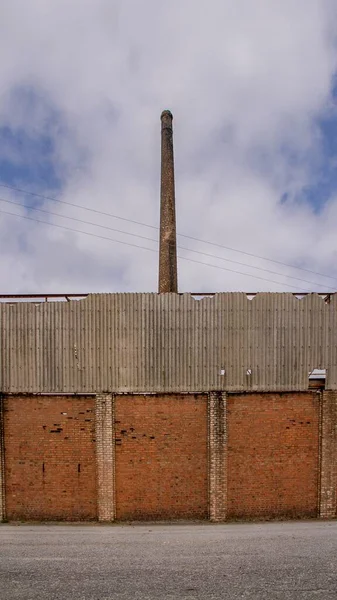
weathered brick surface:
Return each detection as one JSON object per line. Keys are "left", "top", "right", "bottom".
{"left": 95, "top": 394, "right": 115, "bottom": 522}
{"left": 209, "top": 392, "right": 227, "bottom": 522}
{"left": 0, "top": 397, "right": 5, "bottom": 521}
{"left": 3, "top": 389, "right": 333, "bottom": 523}
{"left": 115, "top": 394, "right": 208, "bottom": 520}
{"left": 4, "top": 395, "right": 97, "bottom": 521}
{"left": 319, "top": 391, "right": 337, "bottom": 518}
{"left": 227, "top": 392, "right": 320, "bottom": 519}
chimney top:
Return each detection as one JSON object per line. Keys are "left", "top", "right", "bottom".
{"left": 161, "top": 109, "right": 173, "bottom": 120}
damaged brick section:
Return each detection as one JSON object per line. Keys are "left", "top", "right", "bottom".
{"left": 4, "top": 395, "right": 97, "bottom": 521}
{"left": 115, "top": 394, "right": 208, "bottom": 520}
{"left": 227, "top": 392, "right": 320, "bottom": 519}
{"left": 0, "top": 396, "right": 5, "bottom": 521}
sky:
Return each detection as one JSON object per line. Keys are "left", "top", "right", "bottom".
{"left": 1, "top": 0, "right": 337, "bottom": 294}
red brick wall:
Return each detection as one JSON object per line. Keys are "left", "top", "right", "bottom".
{"left": 115, "top": 394, "right": 208, "bottom": 520}
{"left": 2, "top": 391, "right": 327, "bottom": 523}
{"left": 4, "top": 396, "right": 97, "bottom": 521}
{"left": 227, "top": 392, "right": 320, "bottom": 519}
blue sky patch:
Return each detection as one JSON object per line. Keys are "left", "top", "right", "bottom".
{"left": 0, "top": 85, "right": 90, "bottom": 214}
{"left": 0, "top": 125, "right": 61, "bottom": 192}
{"left": 300, "top": 106, "right": 337, "bottom": 213}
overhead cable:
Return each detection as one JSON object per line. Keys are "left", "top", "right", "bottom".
{"left": 0, "top": 181, "right": 335, "bottom": 282}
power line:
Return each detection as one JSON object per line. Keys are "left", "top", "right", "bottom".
{"left": 0, "top": 182, "right": 157, "bottom": 228}
{"left": 0, "top": 195, "right": 333, "bottom": 290}
{"left": 0, "top": 181, "right": 335, "bottom": 282}
{"left": 0, "top": 207, "right": 314, "bottom": 291}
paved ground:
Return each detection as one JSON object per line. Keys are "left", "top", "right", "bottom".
{"left": 0, "top": 521, "right": 336, "bottom": 599}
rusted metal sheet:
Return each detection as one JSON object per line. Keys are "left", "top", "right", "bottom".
{"left": 0, "top": 292, "right": 336, "bottom": 393}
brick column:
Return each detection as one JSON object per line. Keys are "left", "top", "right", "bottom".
{"left": 209, "top": 392, "right": 227, "bottom": 521}
{"left": 95, "top": 394, "right": 116, "bottom": 522}
{"left": 0, "top": 396, "right": 5, "bottom": 522}
{"left": 319, "top": 391, "right": 337, "bottom": 518}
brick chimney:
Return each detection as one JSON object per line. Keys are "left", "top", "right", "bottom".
{"left": 158, "top": 110, "right": 178, "bottom": 293}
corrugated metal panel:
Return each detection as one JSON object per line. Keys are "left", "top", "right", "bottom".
{"left": 0, "top": 292, "right": 336, "bottom": 394}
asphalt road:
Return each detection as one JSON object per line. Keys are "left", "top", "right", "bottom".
{"left": 0, "top": 521, "right": 336, "bottom": 599}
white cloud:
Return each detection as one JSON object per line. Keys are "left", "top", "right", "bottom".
{"left": 0, "top": 0, "right": 336, "bottom": 294}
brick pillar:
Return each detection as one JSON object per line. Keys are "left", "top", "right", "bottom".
{"left": 319, "top": 391, "right": 337, "bottom": 518}
{"left": 209, "top": 392, "right": 227, "bottom": 521}
{"left": 0, "top": 396, "right": 5, "bottom": 522}
{"left": 95, "top": 394, "right": 116, "bottom": 522}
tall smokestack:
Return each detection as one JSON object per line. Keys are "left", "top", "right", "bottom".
{"left": 158, "top": 110, "right": 178, "bottom": 293}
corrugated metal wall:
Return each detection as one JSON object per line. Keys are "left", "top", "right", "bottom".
{"left": 0, "top": 292, "right": 336, "bottom": 393}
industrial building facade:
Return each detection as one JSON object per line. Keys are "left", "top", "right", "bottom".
{"left": 0, "top": 292, "right": 336, "bottom": 522}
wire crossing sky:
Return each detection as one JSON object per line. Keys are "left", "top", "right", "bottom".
{"left": 0, "top": 191, "right": 336, "bottom": 291}
{"left": 1, "top": 182, "right": 336, "bottom": 283}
